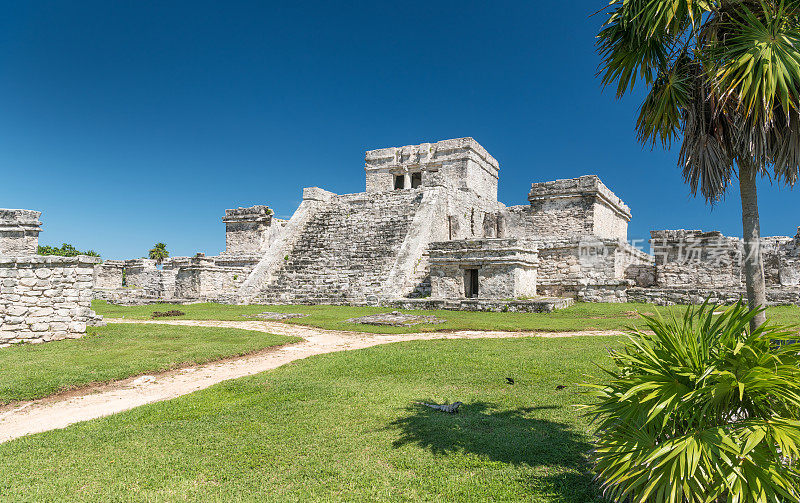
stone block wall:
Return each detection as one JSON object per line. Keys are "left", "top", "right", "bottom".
{"left": 0, "top": 256, "right": 100, "bottom": 346}
{"left": 429, "top": 239, "right": 538, "bottom": 300}
{"left": 124, "top": 259, "right": 164, "bottom": 295}
{"left": 532, "top": 237, "right": 650, "bottom": 302}
{"left": 651, "top": 230, "right": 743, "bottom": 288}
{"left": 0, "top": 209, "right": 42, "bottom": 256}
{"left": 93, "top": 260, "right": 125, "bottom": 289}
{"left": 222, "top": 205, "right": 285, "bottom": 255}
{"left": 364, "top": 138, "right": 499, "bottom": 202}
{"left": 518, "top": 176, "right": 632, "bottom": 240}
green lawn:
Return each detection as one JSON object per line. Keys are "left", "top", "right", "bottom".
{"left": 0, "top": 323, "right": 299, "bottom": 404}
{"left": 92, "top": 300, "right": 800, "bottom": 334}
{"left": 0, "top": 335, "right": 620, "bottom": 502}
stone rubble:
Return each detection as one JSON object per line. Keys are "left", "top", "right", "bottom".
{"left": 345, "top": 311, "right": 447, "bottom": 326}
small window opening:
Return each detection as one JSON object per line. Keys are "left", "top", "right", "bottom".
{"left": 465, "top": 269, "right": 479, "bottom": 298}
{"left": 394, "top": 175, "right": 405, "bottom": 190}
{"left": 410, "top": 172, "right": 422, "bottom": 188}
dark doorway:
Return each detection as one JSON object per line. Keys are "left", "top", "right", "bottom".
{"left": 465, "top": 269, "right": 479, "bottom": 298}
{"left": 411, "top": 172, "right": 422, "bottom": 188}
{"left": 394, "top": 175, "right": 405, "bottom": 189}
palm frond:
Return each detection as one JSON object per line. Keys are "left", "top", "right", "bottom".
{"left": 637, "top": 54, "right": 694, "bottom": 147}
{"left": 713, "top": 1, "right": 800, "bottom": 124}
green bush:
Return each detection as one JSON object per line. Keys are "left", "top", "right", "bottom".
{"left": 38, "top": 243, "right": 100, "bottom": 257}
{"left": 585, "top": 302, "right": 800, "bottom": 502}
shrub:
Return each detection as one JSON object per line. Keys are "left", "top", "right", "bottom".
{"left": 38, "top": 243, "right": 100, "bottom": 257}
{"left": 585, "top": 302, "right": 800, "bottom": 502}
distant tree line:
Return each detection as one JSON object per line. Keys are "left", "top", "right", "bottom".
{"left": 38, "top": 243, "right": 100, "bottom": 258}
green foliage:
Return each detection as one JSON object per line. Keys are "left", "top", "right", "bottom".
{"left": 597, "top": 0, "right": 800, "bottom": 201}
{"left": 585, "top": 302, "right": 800, "bottom": 502}
{"left": 148, "top": 242, "right": 169, "bottom": 264}
{"left": 38, "top": 243, "right": 100, "bottom": 258}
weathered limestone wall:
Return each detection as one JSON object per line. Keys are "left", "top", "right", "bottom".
{"left": 533, "top": 238, "right": 650, "bottom": 303}
{"left": 93, "top": 260, "right": 125, "bottom": 289}
{"left": 124, "top": 259, "right": 163, "bottom": 295}
{"left": 0, "top": 256, "right": 100, "bottom": 347}
{"left": 625, "top": 227, "right": 800, "bottom": 306}
{"left": 651, "top": 230, "right": 743, "bottom": 288}
{"left": 0, "top": 209, "right": 42, "bottom": 256}
{"left": 365, "top": 138, "right": 499, "bottom": 202}
{"left": 222, "top": 205, "right": 286, "bottom": 255}
{"left": 429, "top": 239, "right": 538, "bottom": 300}
{"left": 1, "top": 208, "right": 102, "bottom": 347}
{"left": 504, "top": 176, "right": 631, "bottom": 240}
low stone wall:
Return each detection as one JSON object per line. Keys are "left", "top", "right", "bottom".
{"left": 627, "top": 286, "right": 800, "bottom": 306}
{"left": 0, "top": 255, "right": 102, "bottom": 347}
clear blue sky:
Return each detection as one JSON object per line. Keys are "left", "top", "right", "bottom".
{"left": 2, "top": 1, "right": 798, "bottom": 260}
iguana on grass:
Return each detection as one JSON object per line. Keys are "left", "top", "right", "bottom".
{"left": 414, "top": 401, "right": 463, "bottom": 413}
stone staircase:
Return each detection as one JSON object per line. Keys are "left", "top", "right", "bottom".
{"left": 250, "top": 190, "right": 427, "bottom": 304}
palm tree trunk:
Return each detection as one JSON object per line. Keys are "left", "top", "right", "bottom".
{"left": 738, "top": 158, "right": 767, "bottom": 330}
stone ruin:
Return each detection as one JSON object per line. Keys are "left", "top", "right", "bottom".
{"left": 0, "top": 209, "right": 103, "bottom": 347}
{"left": 92, "top": 137, "right": 800, "bottom": 310}
{"left": 627, "top": 228, "right": 800, "bottom": 305}
{"left": 93, "top": 206, "right": 288, "bottom": 304}
{"left": 8, "top": 136, "right": 799, "bottom": 349}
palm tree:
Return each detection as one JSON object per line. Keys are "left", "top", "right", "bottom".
{"left": 598, "top": 0, "right": 800, "bottom": 329}
{"left": 148, "top": 242, "right": 169, "bottom": 265}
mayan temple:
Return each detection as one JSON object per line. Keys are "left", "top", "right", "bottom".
{"left": 87, "top": 137, "right": 800, "bottom": 311}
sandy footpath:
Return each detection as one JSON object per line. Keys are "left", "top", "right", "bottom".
{"left": 0, "top": 319, "right": 620, "bottom": 444}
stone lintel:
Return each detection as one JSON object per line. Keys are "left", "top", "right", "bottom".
{"left": 429, "top": 238, "right": 538, "bottom": 267}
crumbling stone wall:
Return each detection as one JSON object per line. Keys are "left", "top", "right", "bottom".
{"left": 0, "top": 209, "right": 41, "bottom": 256}
{"left": 651, "top": 230, "right": 743, "bottom": 288}
{"left": 222, "top": 205, "right": 285, "bottom": 255}
{"left": 0, "top": 208, "right": 102, "bottom": 347}
{"left": 628, "top": 227, "right": 800, "bottom": 306}
{"left": 93, "top": 260, "right": 125, "bottom": 289}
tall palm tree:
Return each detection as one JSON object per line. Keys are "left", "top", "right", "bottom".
{"left": 148, "top": 242, "right": 169, "bottom": 265}
{"left": 598, "top": 0, "right": 800, "bottom": 329}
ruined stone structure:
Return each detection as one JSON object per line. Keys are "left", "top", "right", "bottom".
{"left": 95, "top": 137, "right": 800, "bottom": 309}
{"left": 94, "top": 206, "right": 287, "bottom": 304}
{"left": 0, "top": 209, "right": 102, "bottom": 347}
{"left": 231, "top": 138, "right": 650, "bottom": 308}
{"left": 627, "top": 228, "right": 800, "bottom": 305}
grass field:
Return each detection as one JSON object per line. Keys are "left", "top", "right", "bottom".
{"left": 0, "top": 323, "right": 299, "bottom": 404}
{"left": 0, "top": 335, "right": 621, "bottom": 502}
{"left": 93, "top": 300, "right": 800, "bottom": 334}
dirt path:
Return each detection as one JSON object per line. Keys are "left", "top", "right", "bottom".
{"left": 0, "top": 319, "right": 620, "bottom": 444}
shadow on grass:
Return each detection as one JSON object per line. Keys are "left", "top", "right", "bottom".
{"left": 390, "top": 401, "right": 603, "bottom": 501}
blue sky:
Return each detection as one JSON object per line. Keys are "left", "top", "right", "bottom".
{"left": 2, "top": 1, "right": 798, "bottom": 259}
